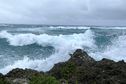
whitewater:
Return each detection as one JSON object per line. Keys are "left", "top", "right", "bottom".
{"left": 0, "top": 24, "right": 126, "bottom": 74}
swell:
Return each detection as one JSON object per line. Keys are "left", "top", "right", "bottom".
{"left": 0, "top": 30, "right": 95, "bottom": 48}
{"left": 0, "top": 29, "right": 96, "bottom": 74}
{"left": 0, "top": 28, "right": 126, "bottom": 74}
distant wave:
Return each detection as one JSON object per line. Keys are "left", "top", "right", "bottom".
{"left": 0, "top": 30, "right": 95, "bottom": 47}
{"left": 91, "top": 26, "right": 126, "bottom": 29}
{"left": 12, "top": 27, "right": 44, "bottom": 32}
{"left": 49, "top": 26, "right": 90, "bottom": 29}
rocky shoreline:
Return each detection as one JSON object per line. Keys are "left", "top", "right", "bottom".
{"left": 1, "top": 49, "right": 126, "bottom": 84}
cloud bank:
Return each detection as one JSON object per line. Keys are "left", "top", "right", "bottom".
{"left": 0, "top": 0, "right": 126, "bottom": 26}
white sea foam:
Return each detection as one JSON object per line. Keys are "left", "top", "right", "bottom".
{"left": 49, "top": 26, "right": 90, "bottom": 29}
{"left": 94, "top": 26, "right": 126, "bottom": 29}
{"left": 0, "top": 53, "right": 70, "bottom": 74}
{"left": 0, "top": 29, "right": 96, "bottom": 74}
{"left": 90, "top": 34, "right": 126, "bottom": 62}
{"left": 0, "top": 30, "right": 95, "bottom": 48}
{"left": 13, "top": 27, "right": 44, "bottom": 32}
{"left": 1, "top": 28, "right": 126, "bottom": 74}
{"left": 102, "top": 35, "right": 126, "bottom": 61}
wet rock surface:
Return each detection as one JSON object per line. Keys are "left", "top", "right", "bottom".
{"left": 1, "top": 49, "right": 126, "bottom": 84}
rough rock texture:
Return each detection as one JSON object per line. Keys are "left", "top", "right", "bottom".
{"left": 5, "top": 68, "right": 43, "bottom": 84}
{"left": 0, "top": 49, "right": 126, "bottom": 84}
{"left": 49, "top": 49, "right": 126, "bottom": 84}
{"left": 5, "top": 68, "right": 43, "bottom": 78}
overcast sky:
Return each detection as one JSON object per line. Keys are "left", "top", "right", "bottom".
{"left": 0, "top": 0, "right": 126, "bottom": 26}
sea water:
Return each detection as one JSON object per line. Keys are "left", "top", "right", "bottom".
{"left": 0, "top": 24, "right": 126, "bottom": 74}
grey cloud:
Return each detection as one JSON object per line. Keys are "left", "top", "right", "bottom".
{"left": 0, "top": 0, "right": 126, "bottom": 26}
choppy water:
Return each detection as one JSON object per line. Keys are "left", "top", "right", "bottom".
{"left": 0, "top": 24, "right": 126, "bottom": 74}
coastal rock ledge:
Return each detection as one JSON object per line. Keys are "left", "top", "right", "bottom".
{"left": 1, "top": 49, "right": 126, "bottom": 84}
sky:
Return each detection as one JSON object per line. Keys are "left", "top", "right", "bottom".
{"left": 0, "top": 0, "right": 126, "bottom": 26}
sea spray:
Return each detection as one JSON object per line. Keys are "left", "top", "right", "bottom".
{"left": 0, "top": 25, "right": 126, "bottom": 74}
{"left": 0, "top": 29, "right": 96, "bottom": 74}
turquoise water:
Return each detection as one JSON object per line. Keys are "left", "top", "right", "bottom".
{"left": 0, "top": 24, "right": 126, "bottom": 74}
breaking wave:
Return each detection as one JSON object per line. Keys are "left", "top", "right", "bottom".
{"left": 0, "top": 27, "right": 126, "bottom": 75}
{"left": 49, "top": 26, "right": 90, "bottom": 29}
{"left": 0, "top": 29, "right": 96, "bottom": 74}
{"left": 90, "top": 34, "right": 126, "bottom": 62}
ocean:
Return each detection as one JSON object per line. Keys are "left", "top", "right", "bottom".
{"left": 0, "top": 24, "right": 126, "bottom": 74}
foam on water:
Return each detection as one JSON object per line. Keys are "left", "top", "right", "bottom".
{"left": 49, "top": 26, "right": 90, "bottom": 29}
{"left": 93, "top": 26, "right": 126, "bottom": 29}
{"left": 102, "top": 35, "right": 126, "bottom": 61}
{"left": 0, "top": 30, "right": 95, "bottom": 48}
{"left": 1, "top": 28, "right": 126, "bottom": 74}
{"left": 90, "top": 34, "right": 126, "bottom": 61}
{"left": 0, "top": 29, "right": 96, "bottom": 74}
{"left": 11, "top": 27, "right": 44, "bottom": 32}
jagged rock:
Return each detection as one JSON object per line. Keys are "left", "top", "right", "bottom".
{"left": 5, "top": 68, "right": 43, "bottom": 78}
{"left": 71, "top": 49, "right": 95, "bottom": 64}
{"left": 6, "top": 78, "right": 29, "bottom": 84}
{"left": 0, "top": 73, "right": 9, "bottom": 84}
{"left": 0, "top": 73, "right": 4, "bottom": 78}
{"left": 48, "top": 49, "right": 96, "bottom": 83}
{"left": 49, "top": 49, "right": 126, "bottom": 84}
{"left": 1, "top": 49, "right": 126, "bottom": 84}
{"left": 69, "top": 49, "right": 96, "bottom": 68}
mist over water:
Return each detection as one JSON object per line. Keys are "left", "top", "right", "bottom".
{"left": 0, "top": 24, "right": 126, "bottom": 74}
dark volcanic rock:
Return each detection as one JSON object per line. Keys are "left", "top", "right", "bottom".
{"left": 1, "top": 49, "right": 126, "bottom": 84}
{"left": 5, "top": 68, "right": 43, "bottom": 79}
{"left": 49, "top": 49, "right": 126, "bottom": 84}
{"left": 48, "top": 49, "right": 95, "bottom": 77}
{"left": 70, "top": 49, "right": 95, "bottom": 65}
{"left": 5, "top": 68, "right": 45, "bottom": 84}
{"left": 0, "top": 73, "right": 10, "bottom": 84}
{"left": 0, "top": 73, "right": 4, "bottom": 78}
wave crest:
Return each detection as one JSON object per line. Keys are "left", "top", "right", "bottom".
{"left": 0, "top": 29, "right": 96, "bottom": 74}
